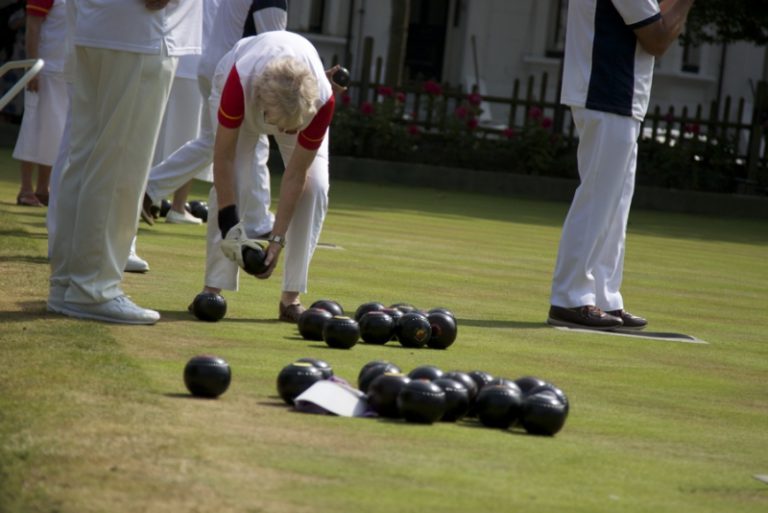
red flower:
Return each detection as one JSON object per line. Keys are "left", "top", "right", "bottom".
{"left": 341, "top": 93, "right": 351, "bottom": 106}
{"left": 541, "top": 117, "right": 553, "bottom": 129}
{"left": 360, "top": 101, "right": 374, "bottom": 116}
{"left": 468, "top": 92, "right": 482, "bottom": 106}
{"left": 377, "top": 85, "right": 394, "bottom": 98}
{"left": 396, "top": 91, "right": 406, "bottom": 103}
{"left": 454, "top": 106, "right": 468, "bottom": 119}
{"left": 685, "top": 123, "right": 700, "bottom": 135}
{"left": 528, "top": 106, "right": 542, "bottom": 120}
{"left": 408, "top": 124, "right": 421, "bottom": 136}
{"left": 423, "top": 80, "right": 443, "bottom": 96}
{"left": 502, "top": 127, "right": 516, "bottom": 139}
{"left": 466, "top": 118, "right": 479, "bottom": 130}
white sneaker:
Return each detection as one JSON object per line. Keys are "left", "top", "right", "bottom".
{"left": 166, "top": 209, "right": 202, "bottom": 225}
{"left": 60, "top": 295, "right": 160, "bottom": 325}
{"left": 125, "top": 252, "right": 150, "bottom": 273}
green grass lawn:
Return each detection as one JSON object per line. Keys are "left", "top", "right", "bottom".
{"left": 0, "top": 147, "right": 767, "bottom": 513}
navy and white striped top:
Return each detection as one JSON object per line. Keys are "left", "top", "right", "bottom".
{"left": 561, "top": 0, "right": 660, "bottom": 121}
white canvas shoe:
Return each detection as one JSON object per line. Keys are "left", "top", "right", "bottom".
{"left": 166, "top": 209, "right": 202, "bottom": 225}
{"left": 125, "top": 253, "right": 150, "bottom": 273}
{"left": 61, "top": 295, "right": 160, "bottom": 325}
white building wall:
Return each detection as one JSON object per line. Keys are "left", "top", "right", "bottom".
{"left": 292, "top": 0, "right": 766, "bottom": 126}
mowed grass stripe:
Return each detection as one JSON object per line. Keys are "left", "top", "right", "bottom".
{"left": 0, "top": 148, "right": 767, "bottom": 512}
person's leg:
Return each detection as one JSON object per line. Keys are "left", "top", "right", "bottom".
{"left": 145, "top": 78, "right": 213, "bottom": 206}
{"left": 550, "top": 109, "right": 637, "bottom": 310}
{"left": 594, "top": 122, "right": 639, "bottom": 312}
{"left": 239, "top": 134, "right": 275, "bottom": 237}
{"left": 17, "top": 160, "right": 42, "bottom": 205}
{"left": 203, "top": 129, "right": 261, "bottom": 292}
{"left": 272, "top": 134, "right": 329, "bottom": 315}
{"left": 34, "top": 164, "right": 51, "bottom": 205}
{"left": 47, "top": 82, "right": 73, "bottom": 258}
{"left": 60, "top": 46, "right": 175, "bottom": 306}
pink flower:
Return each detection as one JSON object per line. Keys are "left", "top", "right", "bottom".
{"left": 341, "top": 94, "right": 351, "bottom": 106}
{"left": 468, "top": 93, "right": 482, "bottom": 106}
{"left": 528, "top": 106, "right": 542, "bottom": 120}
{"left": 502, "top": 127, "right": 516, "bottom": 139}
{"left": 466, "top": 118, "right": 479, "bottom": 130}
{"left": 423, "top": 80, "right": 443, "bottom": 96}
{"left": 408, "top": 124, "right": 421, "bottom": 136}
{"left": 360, "top": 101, "right": 374, "bottom": 116}
{"left": 396, "top": 91, "right": 406, "bottom": 103}
{"left": 377, "top": 85, "right": 394, "bottom": 98}
{"left": 541, "top": 117, "right": 553, "bottom": 129}
{"left": 454, "top": 106, "right": 468, "bottom": 119}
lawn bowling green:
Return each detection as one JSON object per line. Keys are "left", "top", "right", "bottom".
{"left": 2, "top": 151, "right": 766, "bottom": 513}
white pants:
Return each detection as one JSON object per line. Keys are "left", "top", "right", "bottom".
{"left": 152, "top": 75, "right": 203, "bottom": 167}
{"left": 145, "top": 74, "right": 273, "bottom": 234}
{"left": 46, "top": 82, "right": 73, "bottom": 258}
{"left": 550, "top": 107, "right": 640, "bottom": 311}
{"left": 205, "top": 134, "right": 329, "bottom": 294}
{"left": 49, "top": 46, "right": 176, "bottom": 303}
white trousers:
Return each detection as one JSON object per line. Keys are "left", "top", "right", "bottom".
{"left": 205, "top": 134, "right": 329, "bottom": 294}
{"left": 49, "top": 46, "right": 176, "bottom": 303}
{"left": 550, "top": 107, "right": 640, "bottom": 311}
{"left": 46, "top": 82, "right": 73, "bottom": 258}
{"left": 145, "top": 74, "right": 273, "bottom": 235}
{"left": 152, "top": 75, "right": 203, "bottom": 167}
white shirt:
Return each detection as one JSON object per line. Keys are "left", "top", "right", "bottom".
{"left": 73, "top": 0, "right": 202, "bottom": 57}
{"left": 32, "top": 0, "right": 68, "bottom": 74}
{"left": 198, "top": 0, "right": 287, "bottom": 82}
{"left": 561, "top": 0, "right": 660, "bottom": 121}
{"left": 222, "top": 31, "right": 332, "bottom": 135}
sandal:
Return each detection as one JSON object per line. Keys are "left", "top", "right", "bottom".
{"left": 35, "top": 192, "right": 49, "bottom": 206}
{"left": 16, "top": 191, "right": 43, "bottom": 207}
{"left": 279, "top": 302, "right": 306, "bottom": 323}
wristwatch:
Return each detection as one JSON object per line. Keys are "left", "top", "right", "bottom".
{"left": 268, "top": 234, "right": 286, "bottom": 248}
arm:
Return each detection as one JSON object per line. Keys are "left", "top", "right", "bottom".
{"left": 212, "top": 124, "right": 240, "bottom": 211}
{"left": 634, "top": 0, "right": 696, "bottom": 57}
{"left": 24, "top": 15, "right": 43, "bottom": 92}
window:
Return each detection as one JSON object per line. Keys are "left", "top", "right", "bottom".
{"left": 308, "top": 0, "right": 326, "bottom": 34}
{"left": 546, "top": 0, "right": 568, "bottom": 58}
{"left": 681, "top": 39, "right": 701, "bottom": 73}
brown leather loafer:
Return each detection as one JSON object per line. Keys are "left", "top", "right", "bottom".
{"left": 547, "top": 305, "right": 623, "bottom": 330}
{"left": 279, "top": 302, "right": 305, "bottom": 323}
{"left": 607, "top": 309, "right": 647, "bottom": 330}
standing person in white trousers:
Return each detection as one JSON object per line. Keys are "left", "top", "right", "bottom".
{"left": 47, "top": 0, "right": 202, "bottom": 325}
{"left": 547, "top": 0, "right": 696, "bottom": 330}
{"left": 207, "top": 31, "right": 340, "bottom": 323}
{"left": 12, "top": 0, "right": 68, "bottom": 208}
{"left": 142, "top": 0, "right": 287, "bottom": 243}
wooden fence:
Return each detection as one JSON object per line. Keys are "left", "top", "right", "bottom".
{"left": 340, "top": 38, "right": 767, "bottom": 195}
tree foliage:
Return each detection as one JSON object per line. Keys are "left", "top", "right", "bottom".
{"left": 685, "top": 0, "right": 768, "bottom": 45}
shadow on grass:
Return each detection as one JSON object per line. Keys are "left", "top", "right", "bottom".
{"left": 0, "top": 254, "right": 49, "bottom": 264}
{"left": 0, "top": 229, "right": 48, "bottom": 240}
{"left": 458, "top": 319, "right": 547, "bottom": 330}
{"left": 157, "top": 309, "right": 283, "bottom": 324}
